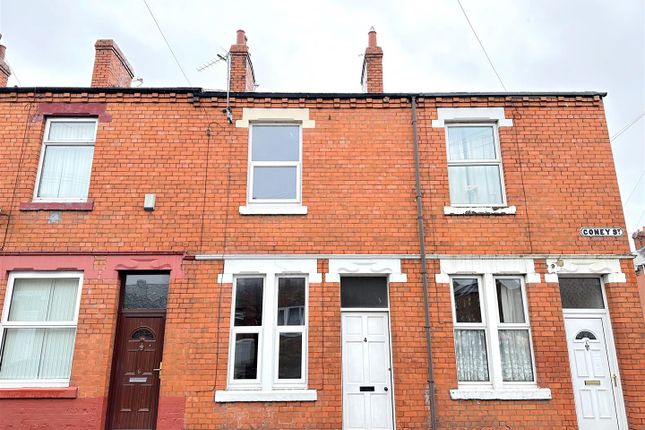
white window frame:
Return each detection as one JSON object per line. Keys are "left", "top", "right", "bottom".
{"left": 227, "top": 274, "right": 308, "bottom": 392}
{"left": 450, "top": 274, "right": 537, "bottom": 391}
{"left": 0, "top": 271, "right": 83, "bottom": 388}
{"left": 246, "top": 123, "right": 302, "bottom": 206}
{"left": 444, "top": 122, "right": 507, "bottom": 208}
{"left": 33, "top": 117, "right": 98, "bottom": 203}
{"left": 272, "top": 274, "right": 308, "bottom": 389}
{"left": 227, "top": 275, "right": 265, "bottom": 389}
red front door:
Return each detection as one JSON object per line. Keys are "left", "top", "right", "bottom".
{"left": 107, "top": 314, "right": 165, "bottom": 430}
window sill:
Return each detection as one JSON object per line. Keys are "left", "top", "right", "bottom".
{"left": 443, "top": 205, "right": 516, "bottom": 216}
{"left": 20, "top": 200, "right": 94, "bottom": 211}
{"left": 239, "top": 204, "right": 308, "bottom": 215}
{"left": 214, "top": 389, "right": 317, "bottom": 403}
{"left": 449, "top": 387, "right": 551, "bottom": 400}
{"left": 0, "top": 386, "right": 78, "bottom": 399}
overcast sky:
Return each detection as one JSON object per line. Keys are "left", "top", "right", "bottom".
{"left": 1, "top": 0, "right": 643, "bottom": 249}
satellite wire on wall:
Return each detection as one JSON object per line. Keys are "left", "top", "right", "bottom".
{"left": 456, "top": 0, "right": 508, "bottom": 91}
{"left": 142, "top": 0, "right": 192, "bottom": 86}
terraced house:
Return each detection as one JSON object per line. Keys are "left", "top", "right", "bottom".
{"left": 0, "top": 30, "right": 643, "bottom": 430}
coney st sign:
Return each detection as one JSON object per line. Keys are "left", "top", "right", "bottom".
{"left": 579, "top": 227, "right": 624, "bottom": 237}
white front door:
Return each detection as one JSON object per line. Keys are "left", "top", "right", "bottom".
{"left": 342, "top": 312, "right": 394, "bottom": 430}
{"left": 564, "top": 317, "right": 620, "bottom": 430}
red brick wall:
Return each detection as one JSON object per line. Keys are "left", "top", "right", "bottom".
{"left": 0, "top": 91, "right": 642, "bottom": 429}
{"left": 638, "top": 269, "right": 645, "bottom": 318}
{"left": 425, "top": 259, "right": 578, "bottom": 429}
{"left": 604, "top": 260, "right": 645, "bottom": 426}
{"left": 0, "top": 93, "right": 630, "bottom": 256}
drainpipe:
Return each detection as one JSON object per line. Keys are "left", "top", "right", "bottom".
{"left": 411, "top": 96, "right": 437, "bottom": 429}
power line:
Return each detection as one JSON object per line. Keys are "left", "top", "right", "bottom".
{"left": 456, "top": 0, "right": 508, "bottom": 91}
{"left": 637, "top": 207, "right": 645, "bottom": 226}
{"left": 610, "top": 111, "right": 645, "bottom": 141}
{"left": 623, "top": 170, "right": 644, "bottom": 206}
{"left": 142, "top": 0, "right": 192, "bottom": 86}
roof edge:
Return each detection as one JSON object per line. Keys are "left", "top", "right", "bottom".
{"left": 0, "top": 87, "right": 607, "bottom": 99}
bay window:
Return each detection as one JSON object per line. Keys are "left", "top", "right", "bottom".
{"left": 0, "top": 272, "right": 82, "bottom": 387}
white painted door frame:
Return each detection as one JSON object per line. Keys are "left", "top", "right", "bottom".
{"left": 341, "top": 310, "right": 396, "bottom": 430}
{"left": 563, "top": 309, "right": 628, "bottom": 429}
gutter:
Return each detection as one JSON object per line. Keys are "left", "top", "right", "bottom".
{"left": 0, "top": 87, "right": 607, "bottom": 99}
{"left": 411, "top": 96, "right": 438, "bottom": 429}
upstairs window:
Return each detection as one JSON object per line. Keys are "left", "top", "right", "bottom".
{"left": 446, "top": 124, "right": 505, "bottom": 206}
{"left": 35, "top": 118, "right": 97, "bottom": 202}
{"left": 248, "top": 124, "right": 301, "bottom": 204}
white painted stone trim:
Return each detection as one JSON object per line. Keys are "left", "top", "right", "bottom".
{"left": 217, "top": 258, "right": 321, "bottom": 284}
{"left": 437, "top": 258, "right": 540, "bottom": 283}
{"left": 236, "top": 108, "right": 315, "bottom": 128}
{"left": 326, "top": 258, "right": 407, "bottom": 283}
{"left": 544, "top": 273, "right": 559, "bottom": 283}
{"left": 215, "top": 389, "right": 317, "bottom": 402}
{"left": 545, "top": 257, "right": 626, "bottom": 283}
{"left": 443, "top": 206, "right": 516, "bottom": 215}
{"left": 239, "top": 204, "right": 308, "bottom": 215}
{"left": 432, "top": 107, "right": 513, "bottom": 128}
{"left": 449, "top": 387, "right": 551, "bottom": 400}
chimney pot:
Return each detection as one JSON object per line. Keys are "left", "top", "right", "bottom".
{"left": 91, "top": 39, "right": 134, "bottom": 88}
{"left": 368, "top": 29, "right": 377, "bottom": 48}
{"left": 236, "top": 30, "right": 247, "bottom": 45}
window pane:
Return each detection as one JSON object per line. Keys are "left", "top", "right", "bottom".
{"left": 499, "top": 330, "right": 534, "bottom": 382}
{"left": 559, "top": 278, "right": 604, "bottom": 309}
{"left": 252, "top": 166, "right": 297, "bottom": 200}
{"left": 48, "top": 121, "right": 96, "bottom": 141}
{"left": 37, "top": 145, "right": 94, "bottom": 199}
{"left": 453, "top": 278, "right": 482, "bottom": 323}
{"left": 38, "top": 328, "right": 76, "bottom": 378}
{"left": 448, "top": 165, "right": 503, "bottom": 205}
{"left": 341, "top": 277, "right": 388, "bottom": 308}
{"left": 496, "top": 278, "right": 525, "bottom": 323}
{"left": 233, "top": 333, "right": 259, "bottom": 380}
{"left": 234, "top": 278, "right": 263, "bottom": 326}
{"left": 9, "top": 278, "right": 78, "bottom": 322}
{"left": 447, "top": 126, "right": 496, "bottom": 161}
{"left": 0, "top": 328, "right": 75, "bottom": 380}
{"left": 278, "top": 332, "right": 303, "bottom": 379}
{"left": 252, "top": 125, "right": 299, "bottom": 161}
{"left": 123, "top": 274, "right": 170, "bottom": 309}
{"left": 277, "top": 278, "right": 305, "bottom": 326}
{"left": 454, "top": 329, "right": 489, "bottom": 382}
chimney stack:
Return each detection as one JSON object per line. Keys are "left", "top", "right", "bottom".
{"left": 229, "top": 30, "right": 256, "bottom": 92}
{"left": 0, "top": 34, "right": 11, "bottom": 87}
{"left": 361, "top": 28, "right": 383, "bottom": 93}
{"left": 91, "top": 39, "right": 134, "bottom": 87}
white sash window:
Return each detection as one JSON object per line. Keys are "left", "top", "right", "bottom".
{"left": 0, "top": 272, "right": 83, "bottom": 388}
